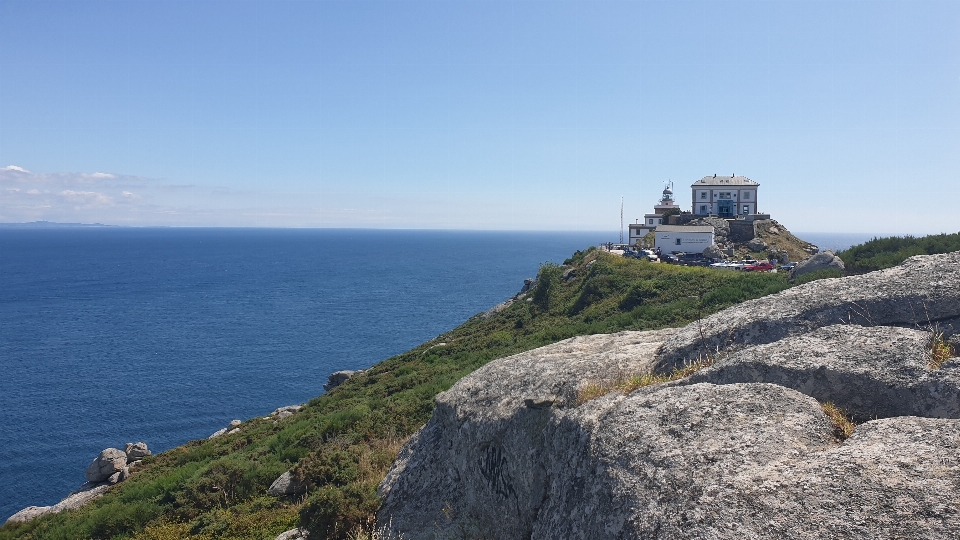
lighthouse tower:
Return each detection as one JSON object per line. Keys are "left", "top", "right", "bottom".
{"left": 628, "top": 182, "right": 679, "bottom": 246}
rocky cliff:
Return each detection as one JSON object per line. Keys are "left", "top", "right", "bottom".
{"left": 378, "top": 251, "right": 960, "bottom": 539}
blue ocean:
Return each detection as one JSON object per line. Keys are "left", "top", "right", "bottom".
{"left": 0, "top": 228, "right": 606, "bottom": 520}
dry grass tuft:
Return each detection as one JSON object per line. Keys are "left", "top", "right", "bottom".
{"left": 576, "top": 356, "right": 714, "bottom": 405}
{"left": 821, "top": 402, "right": 856, "bottom": 441}
{"left": 929, "top": 327, "right": 955, "bottom": 369}
{"left": 347, "top": 519, "right": 406, "bottom": 540}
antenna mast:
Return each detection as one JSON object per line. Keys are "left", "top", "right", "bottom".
{"left": 620, "top": 196, "right": 624, "bottom": 244}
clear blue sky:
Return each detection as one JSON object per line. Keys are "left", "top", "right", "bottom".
{"left": 1, "top": 0, "right": 958, "bottom": 234}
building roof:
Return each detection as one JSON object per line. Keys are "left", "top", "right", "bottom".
{"left": 692, "top": 175, "right": 759, "bottom": 187}
{"left": 655, "top": 225, "right": 715, "bottom": 233}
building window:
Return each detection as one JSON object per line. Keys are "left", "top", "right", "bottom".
{"left": 700, "top": 205, "right": 707, "bottom": 214}
{"left": 675, "top": 238, "right": 682, "bottom": 245}
{"left": 700, "top": 192, "right": 707, "bottom": 200}
{"left": 743, "top": 192, "right": 750, "bottom": 200}
{"left": 648, "top": 219, "right": 654, "bottom": 224}
{"left": 657, "top": 219, "right": 662, "bottom": 224}
{"left": 720, "top": 192, "right": 731, "bottom": 199}
{"left": 743, "top": 205, "right": 749, "bottom": 215}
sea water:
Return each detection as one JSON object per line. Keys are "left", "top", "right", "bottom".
{"left": 0, "top": 228, "right": 603, "bottom": 520}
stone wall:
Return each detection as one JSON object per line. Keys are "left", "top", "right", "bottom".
{"left": 727, "top": 219, "right": 756, "bottom": 243}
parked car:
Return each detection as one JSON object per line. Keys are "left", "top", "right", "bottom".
{"left": 744, "top": 260, "right": 775, "bottom": 272}
{"left": 779, "top": 262, "right": 798, "bottom": 271}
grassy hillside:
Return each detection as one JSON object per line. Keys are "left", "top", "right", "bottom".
{"left": 836, "top": 232, "right": 960, "bottom": 274}
{"left": 2, "top": 248, "right": 795, "bottom": 540}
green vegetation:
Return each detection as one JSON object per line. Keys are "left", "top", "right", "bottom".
{"left": 1, "top": 250, "right": 796, "bottom": 540}
{"left": 836, "top": 232, "right": 960, "bottom": 274}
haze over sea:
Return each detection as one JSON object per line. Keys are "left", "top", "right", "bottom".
{"left": 0, "top": 227, "right": 876, "bottom": 520}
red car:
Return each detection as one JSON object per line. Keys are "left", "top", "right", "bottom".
{"left": 743, "top": 261, "right": 774, "bottom": 272}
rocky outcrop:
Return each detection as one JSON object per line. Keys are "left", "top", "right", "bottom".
{"left": 6, "top": 482, "right": 112, "bottom": 524}
{"left": 657, "top": 251, "right": 960, "bottom": 370}
{"left": 84, "top": 448, "right": 128, "bottom": 482}
{"left": 790, "top": 249, "right": 845, "bottom": 279}
{"left": 746, "top": 238, "right": 768, "bottom": 252}
{"left": 675, "top": 324, "right": 960, "bottom": 420}
{"left": 268, "top": 470, "right": 309, "bottom": 497}
{"left": 8, "top": 442, "right": 150, "bottom": 524}
{"left": 324, "top": 370, "right": 362, "bottom": 391}
{"left": 270, "top": 405, "right": 303, "bottom": 421}
{"left": 209, "top": 419, "right": 243, "bottom": 438}
{"left": 378, "top": 251, "right": 960, "bottom": 539}
{"left": 124, "top": 441, "right": 151, "bottom": 461}
{"left": 274, "top": 528, "right": 309, "bottom": 540}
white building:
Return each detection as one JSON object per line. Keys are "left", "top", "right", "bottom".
{"left": 691, "top": 175, "right": 759, "bottom": 218}
{"left": 628, "top": 184, "right": 679, "bottom": 246}
{"left": 654, "top": 225, "right": 715, "bottom": 254}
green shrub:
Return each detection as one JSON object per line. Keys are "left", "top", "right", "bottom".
{"left": 837, "top": 232, "right": 960, "bottom": 273}
{"left": 300, "top": 483, "right": 379, "bottom": 539}
{"left": 563, "top": 246, "right": 596, "bottom": 266}
{"left": 531, "top": 262, "right": 563, "bottom": 308}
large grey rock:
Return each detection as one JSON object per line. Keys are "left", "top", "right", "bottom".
{"left": 481, "top": 297, "right": 516, "bottom": 319}
{"left": 377, "top": 328, "right": 677, "bottom": 538}
{"left": 746, "top": 238, "right": 768, "bottom": 251}
{"left": 271, "top": 404, "right": 303, "bottom": 421}
{"left": 124, "top": 441, "right": 150, "bottom": 461}
{"left": 274, "top": 528, "right": 309, "bottom": 540}
{"left": 657, "top": 251, "right": 960, "bottom": 370}
{"left": 106, "top": 466, "right": 130, "bottom": 485}
{"left": 675, "top": 324, "right": 960, "bottom": 420}
{"left": 6, "top": 482, "right": 111, "bottom": 524}
{"left": 703, "top": 244, "right": 724, "bottom": 259}
{"left": 323, "top": 370, "right": 361, "bottom": 391}
{"left": 268, "top": 470, "right": 308, "bottom": 497}
{"left": 769, "top": 248, "right": 789, "bottom": 264}
{"left": 790, "top": 249, "right": 844, "bottom": 278}
{"left": 378, "top": 326, "right": 960, "bottom": 539}
{"left": 84, "top": 448, "right": 127, "bottom": 482}
{"left": 520, "top": 277, "right": 536, "bottom": 293}
{"left": 272, "top": 405, "right": 303, "bottom": 416}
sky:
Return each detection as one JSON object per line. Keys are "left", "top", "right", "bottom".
{"left": 0, "top": 0, "right": 958, "bottom": 234}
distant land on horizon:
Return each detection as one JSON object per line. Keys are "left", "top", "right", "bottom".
{"left": 0, "top": 221, "right": 114, "bottom": 228}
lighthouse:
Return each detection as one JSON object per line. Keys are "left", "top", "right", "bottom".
{"left": 627, "top": 182, "right": 679, "bottom": 246}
